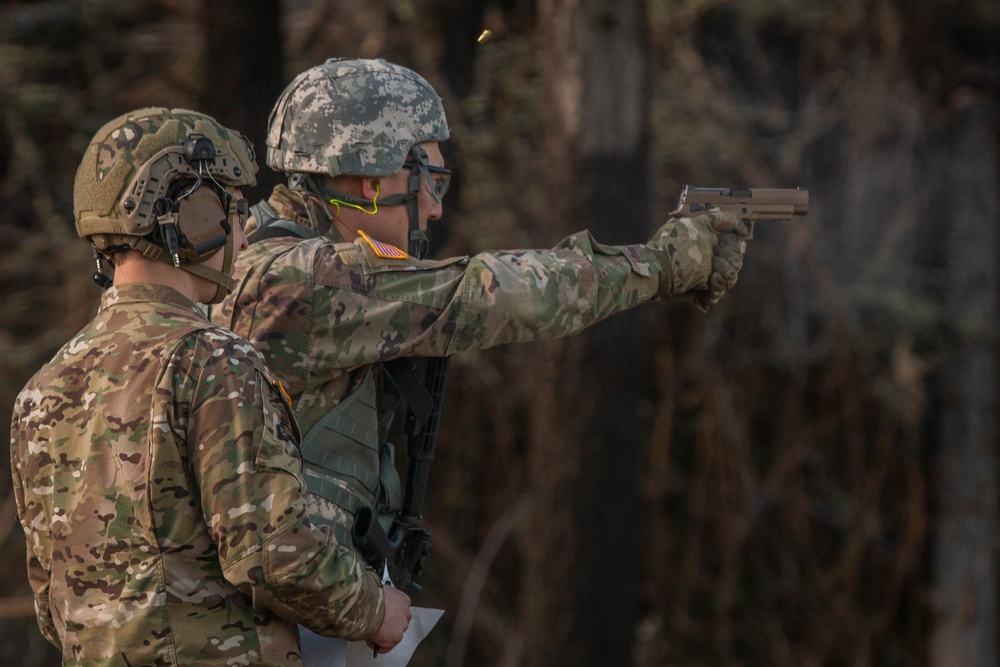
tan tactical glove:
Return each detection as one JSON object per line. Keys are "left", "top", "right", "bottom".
{"left": 648, "top": 210, "right": 751, "bottom": 312}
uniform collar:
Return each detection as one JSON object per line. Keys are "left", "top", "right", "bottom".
{"left": 267, "top": 185, "right": 343, "bottom": 241}
{"left": 100, "top": 283, "right": 201, "bottom": 314}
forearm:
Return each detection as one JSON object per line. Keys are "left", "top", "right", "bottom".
{"left": 184, "top": 335, "right": 385, "bottom": 639}
{"left": 25, "top": 554, "right": 59, "bottom": 648}
{"left": 222, "top": 516, "right": 385, "bottom": 640}
{"left": 11, "top": 436, "right": 60, "bottom": 649}
{"left": 446, "top": 231, "right": 660, "bottom": 353}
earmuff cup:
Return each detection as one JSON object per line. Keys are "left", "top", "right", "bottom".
{"left": 176, "top": 187, "right": 231, "bottom": 261}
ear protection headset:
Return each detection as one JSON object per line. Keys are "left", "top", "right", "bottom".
{"left": 94, "top": 134, "right": 248, "bottom": 303}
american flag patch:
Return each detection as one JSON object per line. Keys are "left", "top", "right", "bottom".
{"left": 358, "top": 230, "right": 408, "bottom": 259}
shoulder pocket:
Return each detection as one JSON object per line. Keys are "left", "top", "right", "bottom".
{"left": 252, "top": 368, "right": 304, "bottom": 483}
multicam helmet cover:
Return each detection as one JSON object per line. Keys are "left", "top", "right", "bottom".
{"left": 74, "top": 107, "right": 257, "bottom": 250}
{"left": 73, "top": 107, "right": 258, "bottom": 302}
{"left": 266, "top": 58, "right": 450, "bottom": 178}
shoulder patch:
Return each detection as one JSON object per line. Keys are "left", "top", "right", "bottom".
{"left": 358, "top": 230, "right": 408, "bottom": 260}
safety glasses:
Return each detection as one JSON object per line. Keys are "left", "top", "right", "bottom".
{"left": 404, "top": 161, "right": 452, "bottom": 201}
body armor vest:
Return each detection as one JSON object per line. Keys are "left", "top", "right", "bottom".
{"left": 298, "top": 367, "right": 402, "bottom": 547}
{"left": 247, "top": 203, "right": 424, "bottom": 549}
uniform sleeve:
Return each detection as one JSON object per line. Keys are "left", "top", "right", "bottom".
{"left": 308, "top": 230, "right": 662, "bottom": 364}
{"left": 10, "top": 392, "right": 61, "bottom": 650}
{"left": 181, "top": 331, "right": 384, "bottom": 640}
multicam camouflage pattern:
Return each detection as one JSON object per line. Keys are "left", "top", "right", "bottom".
{"left": 649, "top": 210, "right": 750, "bottom": 312}
{"left": 266, "top": 58, "right": 450, "bottom": 177}
{"left": 11, "top": 283, "right": 385, "bottom": 667}
{"left": 74, "top": 107, "right": 257, "bottom": 245}
{"left": 211, "top": 188, "right": 665, "bottom": 535}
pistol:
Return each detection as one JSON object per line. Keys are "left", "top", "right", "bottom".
{"left": 669, "top": 186, "right": 809, "bottom": 222}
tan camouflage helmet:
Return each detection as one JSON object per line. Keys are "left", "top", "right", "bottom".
{"left": 74, "top": 107, "right": 257, "bottom": 254}
{"left": 266, "top": 58, "right": 450, "bottom": 177}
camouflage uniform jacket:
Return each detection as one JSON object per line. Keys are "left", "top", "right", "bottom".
{"left": 10, "top": 283, "right": 384, "bottom": 667}
{"left": 211, "top": 186, "right": 663, "bottom": 534}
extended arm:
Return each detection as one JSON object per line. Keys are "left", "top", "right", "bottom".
{"left": 309, "top": 230, "right": 662, "bottom": 362}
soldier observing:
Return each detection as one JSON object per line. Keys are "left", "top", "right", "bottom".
{"left": 212, "top": 57, "right": 750, "bottom": 594}
{"left": 10, "top": 107, "right": 411, "bottom": 666}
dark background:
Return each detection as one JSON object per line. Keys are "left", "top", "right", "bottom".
{"left": 1, "top": 0, "right": 999, "bottom": 665}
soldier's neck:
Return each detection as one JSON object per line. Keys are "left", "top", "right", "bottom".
{"left": 113, "top": 255, "right": 209, "bottom": 304}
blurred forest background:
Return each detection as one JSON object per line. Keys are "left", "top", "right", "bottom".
{"left": 1, "top": 0, "right": 999, "bottom": 665}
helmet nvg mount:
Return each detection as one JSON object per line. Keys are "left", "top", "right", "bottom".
{"left": 266, "top": 58, "right": 450, "bottom": 258}
{"left": 74, "top": 107, "right": 257, "bottom": 303}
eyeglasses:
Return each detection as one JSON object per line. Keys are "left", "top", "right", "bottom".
{"left": 404, "top": 161, "right": 452, "bottom": 201}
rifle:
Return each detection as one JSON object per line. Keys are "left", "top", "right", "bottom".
{"left": 352, "top": 356, "right": 449, "bottom": 596}
{"left": 669, "top": 186, "right": 809, "bottom": 221}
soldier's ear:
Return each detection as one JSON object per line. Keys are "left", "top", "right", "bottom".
{"left": 362, "top": 178, "right": 380, "bottom": 200}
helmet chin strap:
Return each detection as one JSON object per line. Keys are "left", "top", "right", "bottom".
{"left": 128, "top": 230, "right": 237, "bottom": 304}
{"left": 179, "top": 228, "right": 237, "bottom": 304}
{"left": 302, "top": 145, "right": 433, "bottom": 259}
{"left": 403, "top": 145, "right": 432, "bottom": 259}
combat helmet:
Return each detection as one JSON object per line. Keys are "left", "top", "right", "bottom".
{"left": 265, "top": 58, "right": 450, "bottom": 257}
{"left": 74, "top": 107, "right": 257, "bottom": 303}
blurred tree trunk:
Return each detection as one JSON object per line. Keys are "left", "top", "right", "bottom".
{"left": 437, "top": 0, "right": 487, "bottom": 99}
{"left": 201, "top": 0, "right": 285, "bottom": 200}
{"left": 524, "top": 1, "right": 649, "bottom": 664}
{"left": 571, "top": 2, "right": 649, "bottom": 665}
{"left": 513, "top": 3, "right": 585, "bottom": 664}
{"left": 931, "top": 91, "right": 999, "bottom": 667}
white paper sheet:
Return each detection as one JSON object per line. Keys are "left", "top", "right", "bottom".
{"left": 300, "top": 607, "right": 444, "bottom": 667}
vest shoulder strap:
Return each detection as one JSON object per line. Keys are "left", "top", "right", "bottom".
{"left": 247, "top": 201, "right": 318, "bottom": 244}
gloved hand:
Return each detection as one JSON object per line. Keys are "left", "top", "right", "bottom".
{"left": 648, "top": 210, "right": 751, "bottom": 312}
